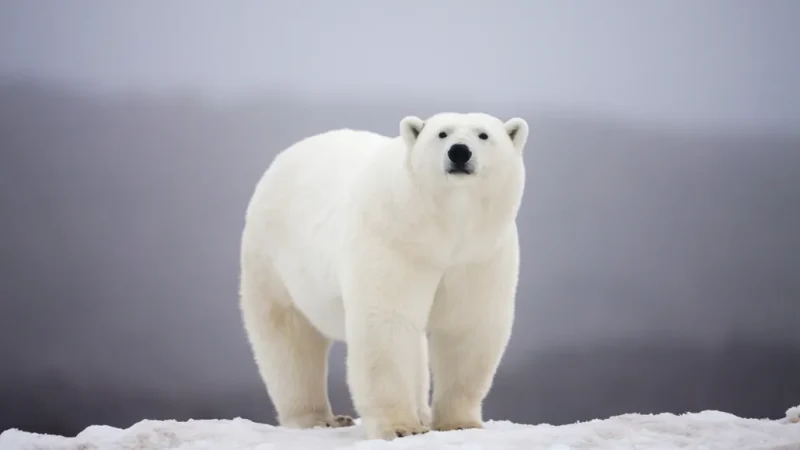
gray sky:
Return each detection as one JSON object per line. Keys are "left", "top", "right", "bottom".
{"left": 1, "top": 0, "right": 798, "bottom": 133}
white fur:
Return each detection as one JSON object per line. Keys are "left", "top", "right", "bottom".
{"left": 239, "top": 112, "right": 528, "bottom": 441}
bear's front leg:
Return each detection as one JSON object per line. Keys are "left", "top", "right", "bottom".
{"left": 428, "top": 239, "right": 519, "bottom": 432}
{"left": 341, "top": 244, "right": 440, "bottom": 441}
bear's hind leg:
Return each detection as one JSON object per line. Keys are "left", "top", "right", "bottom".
{"left": 239, "top": 253, "right": 353, "bottom": 429}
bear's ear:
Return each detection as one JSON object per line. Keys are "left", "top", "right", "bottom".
{"left": 400, "top": 116, "right": 425, "bottom": 148}
{"left": 504, "top": 117, "right": 529, "bottom": 153}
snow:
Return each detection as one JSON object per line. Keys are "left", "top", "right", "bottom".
{"left": 787, "top": 405, "right": 800, "bottom": 424}
{"left": 2, "top": 406, "right": 799, "bottom": 450}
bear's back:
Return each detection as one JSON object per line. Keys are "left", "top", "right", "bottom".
{"left": 249, "top": 127, "right": 395, "bottom": 225}
{"left": 267, "top": 128, "right": 393, "bottom": 189}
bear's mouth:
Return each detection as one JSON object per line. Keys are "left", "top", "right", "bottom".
{"left": 447, "top": 166, "right": 474, "bottom": 175}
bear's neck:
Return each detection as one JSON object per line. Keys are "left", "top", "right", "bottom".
{"left": 394, "top": 170, "right": 522, "bottom": 237}
{"left": 378, "top": 179, "right": 520, "bottom": 265}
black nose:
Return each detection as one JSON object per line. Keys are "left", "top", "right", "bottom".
{"left": 447, "top": 144, "right": 472, "bottom": 165}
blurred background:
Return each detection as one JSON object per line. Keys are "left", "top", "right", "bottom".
{"left": 1, "top": 0, "right": 799, "bottom": 437}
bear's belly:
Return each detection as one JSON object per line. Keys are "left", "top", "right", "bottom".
{"left": 293, "top": 291, "right": 347, "bottom": 342}
{"left": 275, "top": 253, "right": 348, "bottom": 341}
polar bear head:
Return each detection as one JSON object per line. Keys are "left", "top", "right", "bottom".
{"left": 399, "top": 112, "right": 528, "bottom": 187}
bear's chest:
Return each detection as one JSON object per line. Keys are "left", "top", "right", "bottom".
{"left": 429, "top": 197, "right": 508, "bottom": 265}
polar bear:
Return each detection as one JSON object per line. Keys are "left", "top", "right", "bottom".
{"left": 239, "top": 112, "right": 528, "bottom": 441}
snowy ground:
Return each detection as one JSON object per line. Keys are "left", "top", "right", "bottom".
{"left": 2, "top": 406, "right": 798, "bottom": 450}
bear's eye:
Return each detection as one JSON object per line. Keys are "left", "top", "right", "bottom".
{"left": 438, "top": 131, "right": 447, "bottom": 139}
{"left": 478, "top": 132, "right": 489, "bottom": 140}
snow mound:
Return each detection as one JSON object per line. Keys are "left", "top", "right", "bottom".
{"left": 787, "top": 405, "right": 800, "bottom": 424}
{"left": 2, "top": 406, "right": 799, "bottom": 450}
